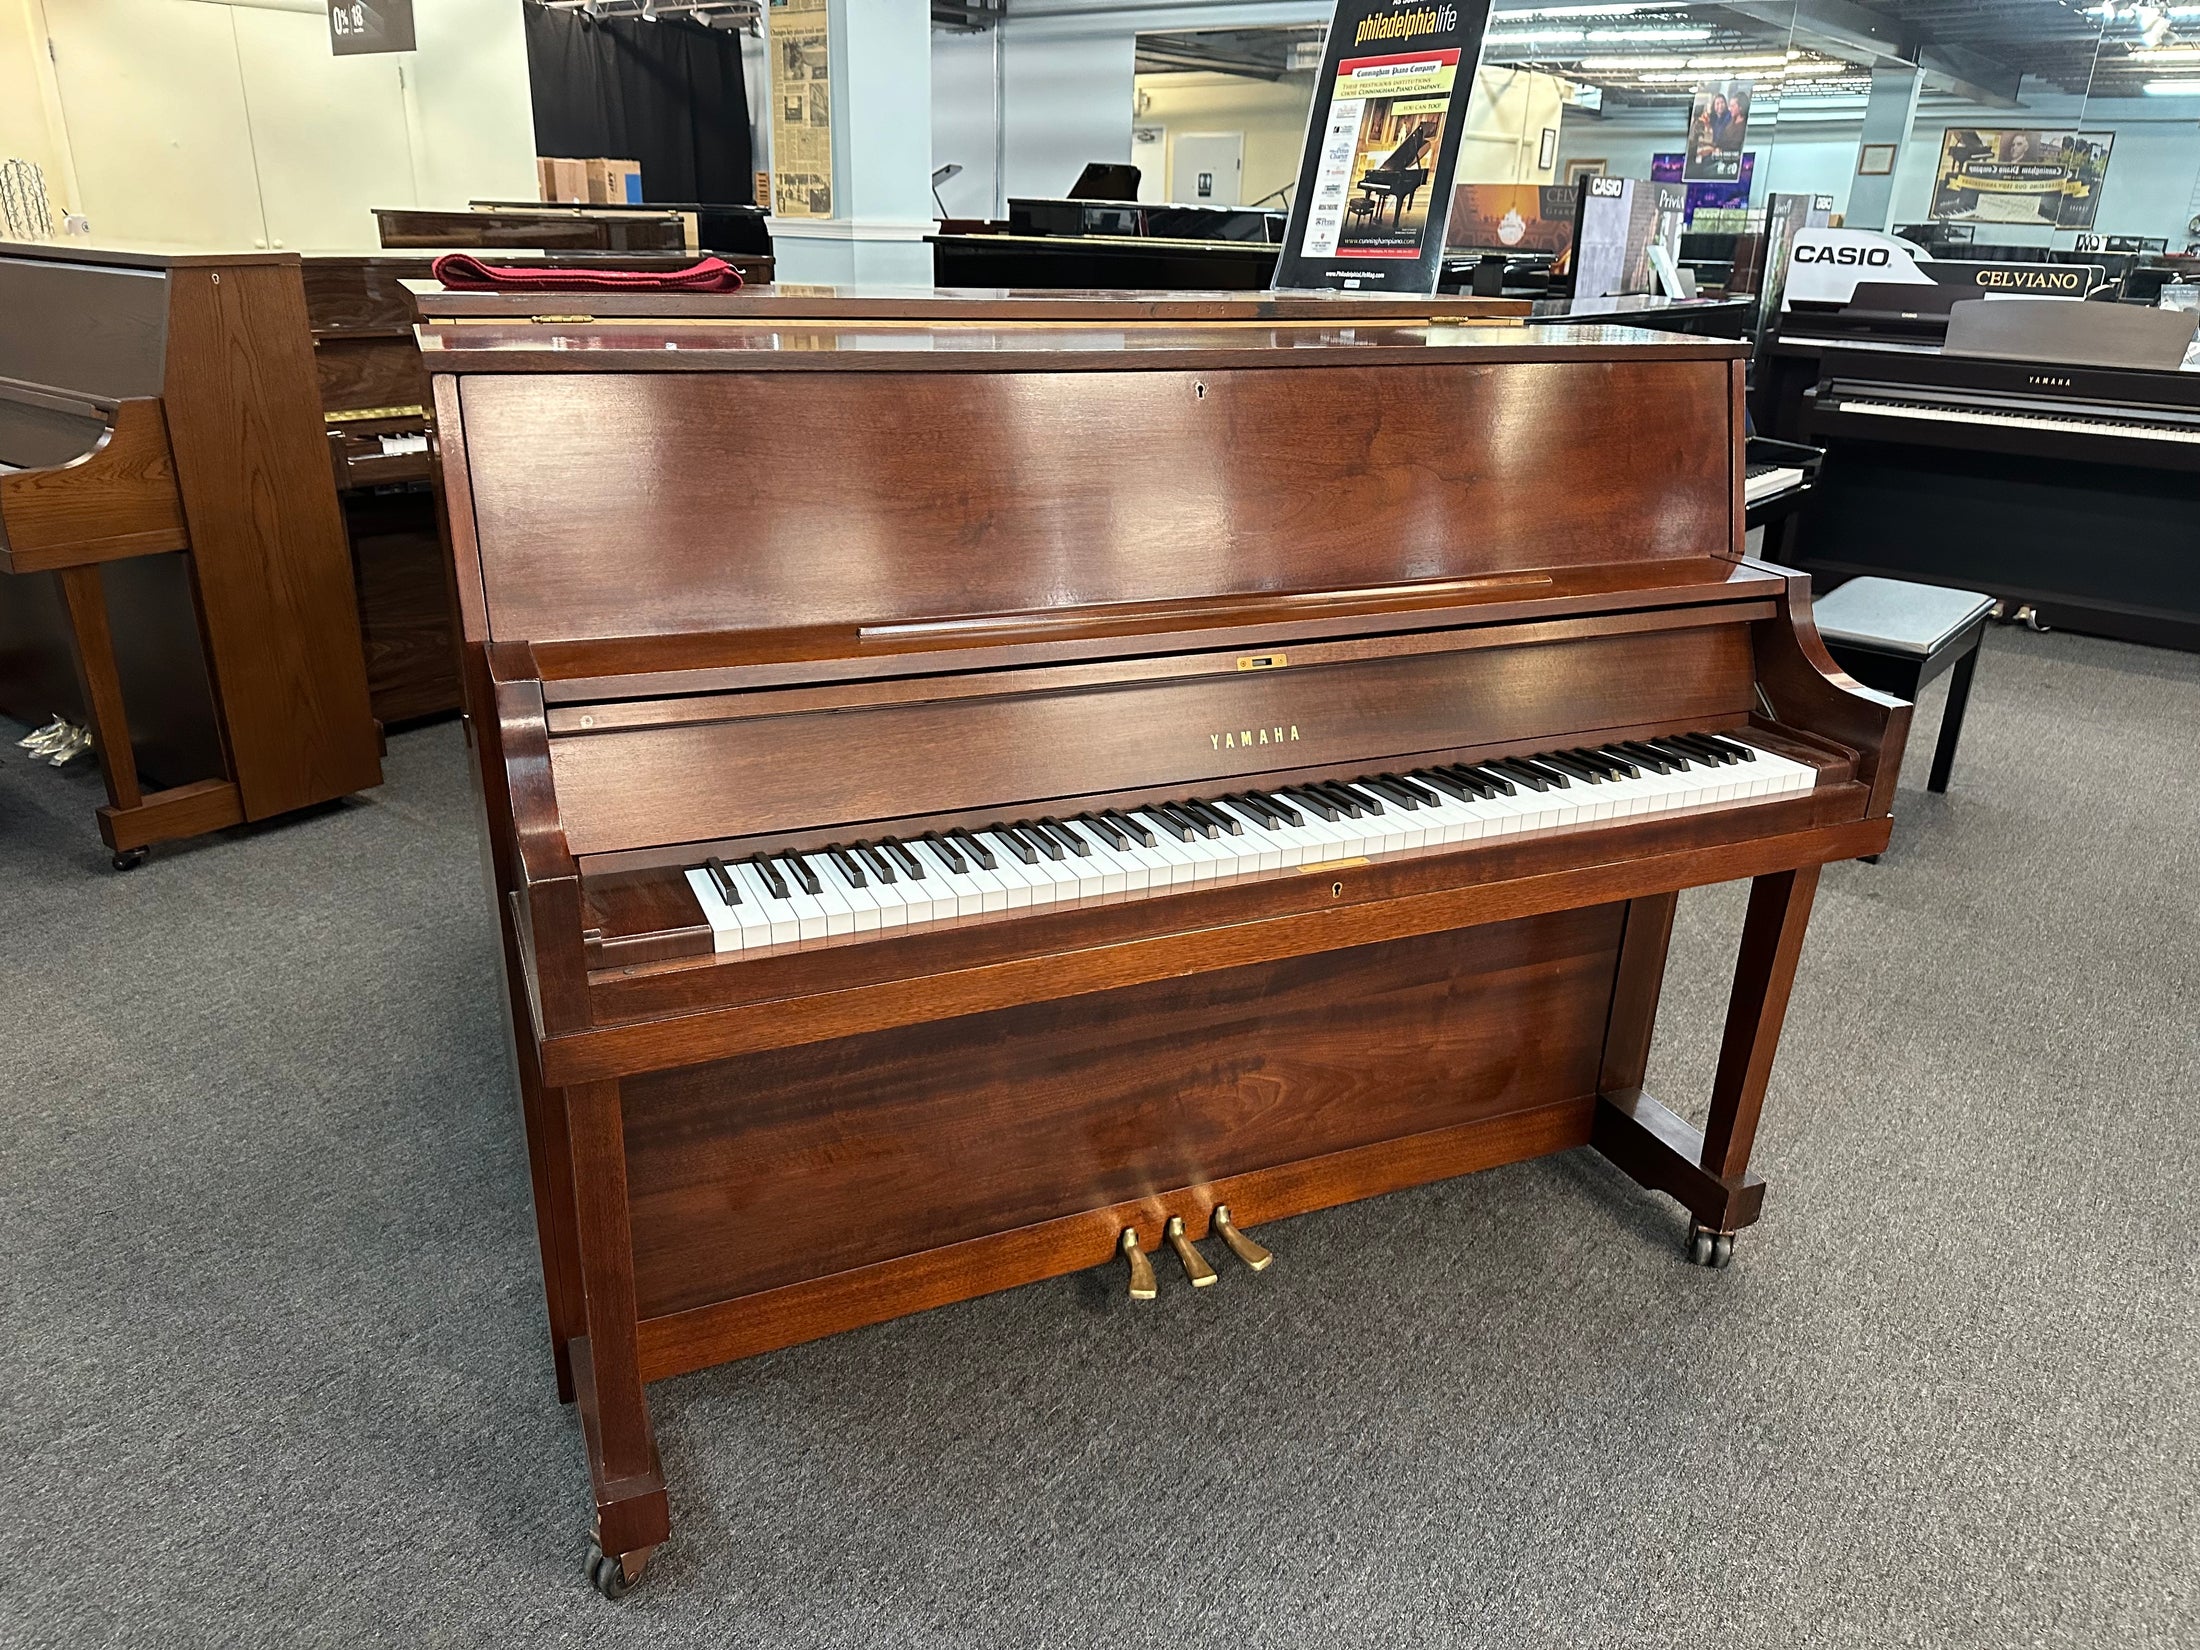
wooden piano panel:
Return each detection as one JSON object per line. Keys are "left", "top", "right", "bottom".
{"left": 622, "top": 907, "right": 1618, "bottom": 1317}
{"left": 547, "top": 615, "right": 1757, "bottom": 856}
{"left": 458, "top": 355, "right": 1735, "bottom": 647}
{"left": 0, "top": 254, "right": 170, "bottom": 410}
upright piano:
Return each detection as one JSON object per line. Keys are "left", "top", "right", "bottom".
{"left": 416, "top": 291, "right": 1905, "bottom": 1594}
{"left": 0, "top": 244, "right": 381, "bottom": 865}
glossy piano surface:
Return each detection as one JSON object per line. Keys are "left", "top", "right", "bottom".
{"left": 419, "top": 293, "right": 1904, "bottom": 1586}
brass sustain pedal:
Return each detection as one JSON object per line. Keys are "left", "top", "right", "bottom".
{"left": 1118, "top": 1210, "right": 1275, "bottom": 1298}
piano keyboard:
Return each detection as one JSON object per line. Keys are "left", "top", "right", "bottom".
{"left": 1743, "top": 464, "right": 1804, "bottom": 505}
{"left": 1828, "top": 395, "right": 2200, "bottom": 446}
{"left": 682, "top": 731, "right": 1819, "bottom": 954}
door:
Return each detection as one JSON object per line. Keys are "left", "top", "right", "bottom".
{"left": 1170, "top": 132, "right": 1243, "bottom": 207}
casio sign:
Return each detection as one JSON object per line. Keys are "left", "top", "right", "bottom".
{"left": 1588, "top": 175, "right": 1625, "bottom": 198}
{"left": 1794, "top": 244, "right": 1891, "bottom": 267}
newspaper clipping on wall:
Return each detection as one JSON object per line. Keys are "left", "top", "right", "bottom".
{"left": 768, "top": 0, "right": 832, "bottom": 218}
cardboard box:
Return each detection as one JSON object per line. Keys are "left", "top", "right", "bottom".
{"left": 585, "top": 158, "right": 643, "bottom": 205}
{"left": 535, "top": 156, "right": 588, "bottom": 204}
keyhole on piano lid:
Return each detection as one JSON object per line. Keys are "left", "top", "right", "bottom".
{"left": 1194, "top": 380, "right": 1207, "bottom": 400}
{"left": 1331, "top": 881, "right": 1344, "bottom": 899}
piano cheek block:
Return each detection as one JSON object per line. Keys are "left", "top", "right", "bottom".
{"left": 423, "top": 291, "right": 1899, "bottom": 1589}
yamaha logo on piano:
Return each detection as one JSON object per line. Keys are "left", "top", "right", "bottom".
{"left": 2028, "top": 373, "right": 2074, "bottom": 389}
{"left": 1212, "top": 726, "right": 1302, "bottom": 751}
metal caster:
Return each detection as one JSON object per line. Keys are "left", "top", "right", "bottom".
{"left": 111, "top": 848, "right": 147, "bottom": 872}
{"left": 1686, "top": 1222, "right": 1733, "bottom": 1269}
{"left": 587, "top": 1536, "right": 651, "bottom": 1599}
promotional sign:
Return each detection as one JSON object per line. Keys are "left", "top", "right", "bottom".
{"left": 1570, "top": 174, "right": 1687, "bottom": 299}
{"left": 1781, "top": 228, "right": 1933, "bottom": 309}
{"left": 1273, "top": 0, "right": 1496, "bottom": 294}
{"left": 1652, "top": 152, "right": 1755, "bottom": 219}
{"left": 1928, "top": 129, "right": 2114, "bottom": 229}
{"left": 1443, "top": 182, "right": 1579, "bottom": 257}
{"left": 1683, "top": 80, "right": 1753, "bottom": 183}
{"left": 327, "top": 0, "right": 413, "bottom": 55}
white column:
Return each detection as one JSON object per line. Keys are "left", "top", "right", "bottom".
{"left": 1846, "top": 64, "right": 1923, "bottom": 232}
{"left": 770, "top": 0, "right": 935, "bottom": 285}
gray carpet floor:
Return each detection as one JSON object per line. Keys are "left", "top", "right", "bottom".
{"left": 2, "top": 626, "right": 2195, "bottom": 1648}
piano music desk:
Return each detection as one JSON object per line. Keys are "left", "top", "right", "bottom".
{"left": 417, "top": 302, "right": 1907, "bottom": 1592}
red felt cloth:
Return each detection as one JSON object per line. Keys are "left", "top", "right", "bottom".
{"left": 429, "top": 253, "right": 746, "bottom": 293}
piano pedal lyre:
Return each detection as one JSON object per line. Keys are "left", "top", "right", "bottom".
{"left": 1118, "top": 1228, "right": 1158, "bottom": 1301}
{"left": 1211, "top": 1205, "right": 1273, "bottom": 1272}
{"left": 1164, "top": 1215, "right": 1218, "bottom": 1287}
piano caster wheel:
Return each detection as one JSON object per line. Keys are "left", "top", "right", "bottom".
{"left": 111, "top": 848, "right": 147, "bottom": 872}
{"left": 1686, "top": 1223, "right": 1733, "bottom": 1269}
{"left": 587, "top": 1537, "right": 650, "bottom": 1600}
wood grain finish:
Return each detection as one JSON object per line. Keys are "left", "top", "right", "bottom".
{"left": 0, "top": 246, "right": 385, "bottom": 858}
{"left": 461, "top": 357, "right": 1733, "bottom": 648}
{"left": 343, "top": 491, "right": 460, "bottom": 722}
{"left": 424, "top": 301, "right": 1903, "bottom": 1573}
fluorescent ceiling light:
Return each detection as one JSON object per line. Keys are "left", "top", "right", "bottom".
{"left": 1576, "top": 52, "right": 1795, "bottom": 70}
{"left": 1492, "top": 1, "right": 1689, "bottom": 18}
{"left": 2131, "top": 43, "right": 2200, "bottom": 57}
{"left": 1585, "top": 25, "right": 1711, "bottom": 39}
{"left": 2143, "top": 76, "right": 2200, "bottom": 91}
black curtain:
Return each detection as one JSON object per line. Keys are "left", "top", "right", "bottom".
{"left": 523, "top": 5, "right": 754, "bottom": 206}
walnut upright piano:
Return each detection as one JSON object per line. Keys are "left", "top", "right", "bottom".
{"left": 417, "top": 291, "right": 1907, "bottom": 1596}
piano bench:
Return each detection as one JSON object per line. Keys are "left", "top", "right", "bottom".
{"left": 1814, "top": 576, "right": 1996, "bottom": 804}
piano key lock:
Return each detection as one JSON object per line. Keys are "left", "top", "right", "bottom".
{"left": 1118, "top": 1209, "right": 1274, "bottom": 1298}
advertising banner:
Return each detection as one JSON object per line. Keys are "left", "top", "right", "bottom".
{"left": 1273, "top": 0, "right": 1495, "bottom": 294}
{"left": 1928, "top": 129, "right": 2114, "bottom": 229}
{"left": 1682, "top": 80, "right": 1752, "bottom": 183}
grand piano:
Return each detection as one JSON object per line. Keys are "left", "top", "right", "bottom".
{"left": 414, "top": 289, "right": 1905, "bottom": 1594}
{"left": 0, "top": 244, "right": 382, "bottom": 864}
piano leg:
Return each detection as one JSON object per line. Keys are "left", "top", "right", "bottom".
{"left": 1592, "top": 866, "right": 1823, "bottom": 1260}
{"left": 515, "top": 1040, "right": 584, "bottom": 1405}
{"left": 563, "top": 1078, "right": 669, "bottom": 1594}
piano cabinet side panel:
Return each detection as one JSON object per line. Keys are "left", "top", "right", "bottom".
{"left": 456, "top": 358, "right": 1736, "bottom": 646}
{"left": 620, "top": 905, "right": 1622, "bottom": 1320}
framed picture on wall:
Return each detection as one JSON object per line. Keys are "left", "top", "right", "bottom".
{"left": 1859, "top": 143, "right": 1898, "bottom": 176}
{"left": 1538, "top": 128, "right": 1558, "bottom": 171}
{"left": 1564, "top": 158, "right": 1606, "bottom": 185}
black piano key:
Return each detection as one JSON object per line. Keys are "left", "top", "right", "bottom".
{"left": 823, "top": 845, "right": 866, "bottom": 889}
{"left": 1012, "top": 821, "right": 1064, "bottom": 861}
{"left": 1615, "top": 741, "right": 1679, "bottom": 774}
{"left": 1412, "top": 769, "right": 1475, "bottom": 802}
{"left": 1038, "top": 817, "right": 1094, "bottom": 856}
{"left": 704, "top": 856, "right": 741, "bottom": 905}
{"left": 1669, "top": 733, "right": 1737, "bottom": 766}
{"left": 882, "top": 838, "right": 927, "bottom": 878}
{"left": 918, "top": 834, "right": 966, "bottom": 876}
{"left": 1541, "top": 752, "right": 1606, "bottom": 782}
{"left": 1282, "top": 786, "right": 1339, "bottom": 822}
{"left": 1363, "top": 776, "right": 1425, "bottom": 809}
{"left": 1701, "top": 732, "right": 1758, "bottom": 762}
{"left": 1252, "top": 791, "right": 1303, "bottom": 827}
{"left": 949, "top": 829, "right": 998, "bottom": 870}
{"left": 1185, "top": 800, "right": 1243, "bottom": 836}
{"left": 1103, "top": 809, "right": 1155, "bottom": 847}
{"left": 781, "top": 853, "right": 823, "bottom": 896}
{"left": 856, "top": 842, "right": 898, "bottom": 884}
{"left": 1317, "top": 782, "right": 1378, "bottom": 816}
{"left": 1485, "top": 760, "right": 1549, "bottom": 791}
{"left": 1078, "top": 813, "right": 1129, "bottom": 850}
{"left": 992, "top": 826, "right": 1039, "bottom": 865}
{"left": 1380, "top": 773, "right": 1442, "bottom": 805}
{"left": 1142, "top": 806, "right": 1194, "bottom": 842}
{"left": 746, "top": 853, "right": 790, "bottom": 901}
{"left": 1583, "top": 747, "right": 1640, "bottom": 779}
{"left": 1160, "top": 802, "right": 1215, "bottom": 840}
{"left": 1638, "top": 737, "right": 1704, "bottom": 769}
{"left": 1439, "top": 764, "right": 1504, "bottom": 798}
{"left": 1225, "top": 792, "right": 1286, "bottom": 828}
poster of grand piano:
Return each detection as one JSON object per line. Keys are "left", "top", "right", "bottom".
{"left": 1274, "top": 0, "right": 1494, "bottom": 293}
{"left": 1929, "top": 129, "right": 2114, "bottom": 229}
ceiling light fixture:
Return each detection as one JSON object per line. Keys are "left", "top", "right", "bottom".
{"left": 2143, "top": 75, "right": 2200, "bottom": 90}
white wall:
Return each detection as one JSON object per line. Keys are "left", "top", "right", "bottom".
{"left": 1000, "top": 27, "right": 1137, "bottom": 202}
{"left": 932, "top": 26, "right": 1001, "bottom": 219}
{"left": 26, "top": 0, "right": 535, "bottom": 251}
